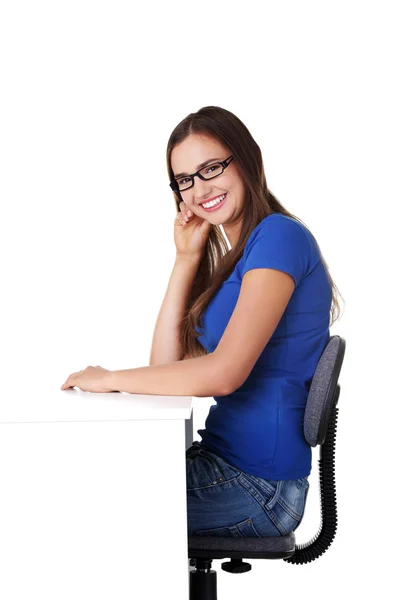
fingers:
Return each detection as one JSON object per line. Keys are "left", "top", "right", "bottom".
{"left": 177, "top": 201, "right": 193, "bottom": 225}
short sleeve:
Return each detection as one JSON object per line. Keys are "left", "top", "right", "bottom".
{"left": 242, "top": 216, "right": 312, "bottom": 288}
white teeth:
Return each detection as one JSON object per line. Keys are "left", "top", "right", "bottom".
{"left": 201, "top": 193, "right": 226, "bottom": 209}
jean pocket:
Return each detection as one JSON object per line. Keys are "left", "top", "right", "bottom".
{"left": 193, "top": 517, "right": 262, "bottom": 538}
{"left": 238, "top": 472, "right": 280, "bottom": 510}
{"left": 271, "top": 478, "right": 310, "bottom": 535}
{"left": 291, "top": 480, "right": 310, "bottom": 531}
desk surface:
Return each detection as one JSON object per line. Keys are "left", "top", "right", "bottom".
{"left": 0, "top": 374, "right": 193, "bottom": 424}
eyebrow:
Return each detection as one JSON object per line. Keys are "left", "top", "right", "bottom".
{"left": 174, "top": 157, "right": 221, "bottom": 179}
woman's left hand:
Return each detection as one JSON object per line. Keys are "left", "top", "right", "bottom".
{"left": 60, "top": 366, "right": 118, "bottom": 392}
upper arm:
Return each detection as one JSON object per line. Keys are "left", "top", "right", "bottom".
{"left": 213, "top": 268, "right": 295, "bottom": 394}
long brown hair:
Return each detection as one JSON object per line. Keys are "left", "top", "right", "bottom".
{"left": 166, "top": 106, "right": 344, "bottom": 359}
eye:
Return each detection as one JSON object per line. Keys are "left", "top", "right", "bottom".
{"left": 206, "top": 165, "right": 218, "bottom": 174}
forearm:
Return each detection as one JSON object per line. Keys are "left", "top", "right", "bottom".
{"left": 109, "top": 352, "right": 230, "bottom": 398}
{"left": 149, "top": 254, "right": 202, "bottom": 365}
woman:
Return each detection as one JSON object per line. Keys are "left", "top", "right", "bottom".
{"left": 61, "top": 105, "right": 343, "bottom": 539}
{"left": 167, "top": 105, "right": 343, "bottom": 538}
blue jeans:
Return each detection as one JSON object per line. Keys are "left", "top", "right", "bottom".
{"left": 186, "top": 442, "right": 310, "bottom": 537}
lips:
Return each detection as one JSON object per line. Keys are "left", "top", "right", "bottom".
{"left": 198, "top": 193, "right": 226, "bottom": 206}
{"left": 200, "top": 193, "right": 228, "bottom": 212}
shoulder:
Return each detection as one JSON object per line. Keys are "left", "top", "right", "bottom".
{"left": 242, "top": 213, "right": 316, "bottom": 288}
{"left": 250, "top": 212, "right": 310, "bottom": 237}
{"left": 245, "top": 213, "right": 313, "bottom": 254}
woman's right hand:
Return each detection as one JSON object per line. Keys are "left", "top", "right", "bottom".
{"left": 174, "top": 200, "right": 212, "bottom": 258}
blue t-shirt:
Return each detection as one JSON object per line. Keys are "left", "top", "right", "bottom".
{"left": 195, "top": 213, "right": 331, "bottom": 480}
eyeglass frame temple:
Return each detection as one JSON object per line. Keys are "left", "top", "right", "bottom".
{"left": 169, "top": 155, "right": 235, "bottom": 192}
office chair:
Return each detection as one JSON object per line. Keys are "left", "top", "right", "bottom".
{"left": 188, "top": 334, "right": 346, "bottom": 600}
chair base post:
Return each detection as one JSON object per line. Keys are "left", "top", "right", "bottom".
{"left": 189, "top": 559, "right": 217, "bottom": 600}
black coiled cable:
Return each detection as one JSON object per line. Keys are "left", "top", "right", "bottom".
{"left": 284, "top": 406, "right": 339, "bottom": 565}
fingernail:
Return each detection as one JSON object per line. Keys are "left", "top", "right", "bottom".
{"left": 187, "top": 210, "right": 192, "bottom": 217}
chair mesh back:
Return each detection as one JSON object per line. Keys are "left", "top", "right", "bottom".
{"left": 304, "top": 335, "right": 345, "bottom": 447}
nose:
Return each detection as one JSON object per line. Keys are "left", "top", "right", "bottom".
{"left": 193, "top": 177, "right": 214, "bottom": 202}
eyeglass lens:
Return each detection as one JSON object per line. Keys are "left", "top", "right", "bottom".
{"left": 176, "top": 163, "right": 224, "bottom": 191}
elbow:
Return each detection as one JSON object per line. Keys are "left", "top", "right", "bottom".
{"left": 212, "top": 352, "right": 245, "bottom": 396}
{"left": 218, "top": 376, "right": 233, "bottom": 396}
{"left": 219, "top": 379, "right": 242, "bottom": 396}
{"left": 220, "top": 377, "right": 243, "bottom": 396}
{"left": 216, "top": 368, "right": 243, "bottom": 396}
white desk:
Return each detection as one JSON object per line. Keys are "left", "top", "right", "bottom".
{"left": 0, "top": 379, "right": 194, "bottom": 600}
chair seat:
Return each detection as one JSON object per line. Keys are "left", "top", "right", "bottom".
{"left": 188, "top": 533, "right": 296, "bottom": 560}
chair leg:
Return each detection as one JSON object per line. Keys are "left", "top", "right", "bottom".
{"left": 189, "top": 558, "right": 217, "bottom": 600}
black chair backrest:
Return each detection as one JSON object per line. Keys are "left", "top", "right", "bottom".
{"left": 304, "top": 335, "right": 346, "bottom": 447}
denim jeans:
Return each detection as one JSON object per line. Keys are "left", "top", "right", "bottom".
{"left": 186, "top": 441, "right": 310, "bottom": 537}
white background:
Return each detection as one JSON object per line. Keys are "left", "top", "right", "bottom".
{"left": 1, "top": 1, "right": 398, "bottom": 598}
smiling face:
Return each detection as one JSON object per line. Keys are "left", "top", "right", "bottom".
{"left": 171, "top": 133, "right": 247, "bottom": 246}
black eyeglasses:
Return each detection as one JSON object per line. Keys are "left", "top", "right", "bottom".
{"left": 169, "top": 155, "right": 235, "bottom": 193}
